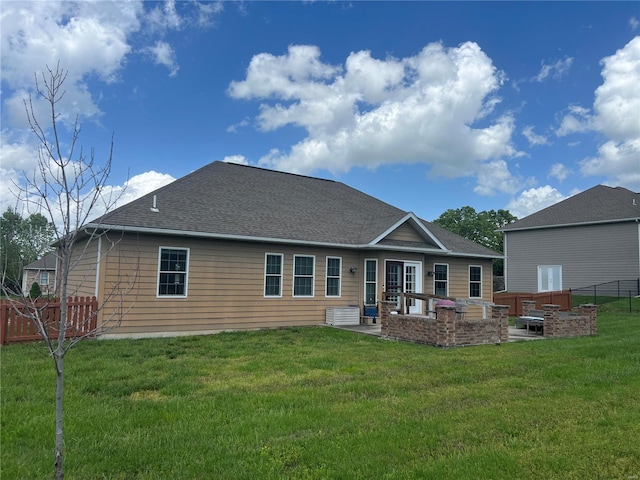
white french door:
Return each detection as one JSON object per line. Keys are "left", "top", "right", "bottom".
{"left": 404, "top": 262, "right": 422, "bottom": 314}
{"left": 385, "top": 260, "right": 423, "bottom": 314}
{"left": 538, "top": 265, "right": 562, "bottom": 292}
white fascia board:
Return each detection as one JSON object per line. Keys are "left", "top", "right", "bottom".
{"left": 368, "top": 212, "right": 449, "bottom": 251}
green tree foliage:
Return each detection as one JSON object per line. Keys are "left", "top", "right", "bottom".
{"left": 0, "top": 207, "right": 56, "bottom": 291}
{"left": 433, "top": 206, "right": 517, "bottom": 276}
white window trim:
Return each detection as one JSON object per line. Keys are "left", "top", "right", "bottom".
{"left": 156, "top": 246, "right": 190, "bottom": 298}
{"left": 293, "top": 254, "right": 315, "bottom": 298}
{"left": 264, "top": 253, "right": 284, "bottom": 298}
{"left": 469, "top": 265, "right": 482, "bottom": 299}
{"left": 325, "top": 256, "right": 342, "bottom": 298}
{"left": 433, "top": 263, "right": 449, "bottom": 297}
{"left": 364, "top": 258, "right": 378, "bottom": 305}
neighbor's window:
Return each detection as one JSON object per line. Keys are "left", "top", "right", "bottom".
{"left": 469, "top": 265, "right": 482, "bottom": 298}
{"left": 326, "top": 257, "right": 341, "bottom": 297}
{"left": 40, "top": 272, "right": 50, "bottom": 286}
{"left": 264, "top": 253, "right": 283, "bottom": 297}
{"left": 157, "top": 247, "right": 189, "bottom": 297}
{"left": 293, "top": 255, "right": 315, "bottom": 297}
{"left": 364, "top": 259, "right": 377, "bottom": 305}
{"left": 434, "top": 263, "right": 448, "bottom": 296}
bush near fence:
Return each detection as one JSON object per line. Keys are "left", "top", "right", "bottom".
{"left": 0, "top": 296, "right": 97, "bottom": 345}
{"left": 493, "top": 291, "right": 572, "bottom": 316}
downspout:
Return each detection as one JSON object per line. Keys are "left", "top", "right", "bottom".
{"left": 503, "top": 233, "right": 508, "bottom": 292}
{"left": 95, "top": 235, "right": 102, "bottom": 299}
{"left": 637, "top": 219, "right": 640, "bottom": 284}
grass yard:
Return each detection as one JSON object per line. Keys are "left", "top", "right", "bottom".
{"left": 2, "top": 313, "right": 639, "bottom": 479}
{"left": 573, "top": 294, "right": 640, "bottom": 314}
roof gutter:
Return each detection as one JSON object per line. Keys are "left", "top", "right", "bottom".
{"left": 83, "top": 223, "right": 502, "bottom": 258}
{"left": 499, "top": 216, "right": 640, "bottom": 232}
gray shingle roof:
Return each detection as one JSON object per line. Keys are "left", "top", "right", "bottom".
{"left": 24, "top": 252, "right": 57, "bottom": 270}
{"left": 94, "top": 162, "right": 499, "bottom": 257}
{"left": 501, "top": 185, "right": 640, "bottom": 231}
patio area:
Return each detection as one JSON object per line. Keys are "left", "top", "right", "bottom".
{"left": 329, "top": 323, "right": 544, "bottom": 342}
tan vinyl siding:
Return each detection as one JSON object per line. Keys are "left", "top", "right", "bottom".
{"left": 383, "top": 223, "right": 424, "bottom": 242}
{"left": 425, "top": 255, "right": 493, "bottom": 316}
{"left": 99, "top": 234, "right": 362, "bottom": 335}
{"left": 505, "top": 221, "right": 640, "bottom": 292}
{"left": 79, "top": 232, "right": 497, "bottom": 336}
{"left": 66, "top": 238, "right": 100, "bottom": 298}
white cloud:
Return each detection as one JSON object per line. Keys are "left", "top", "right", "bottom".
{"left": 0, "top": 2, "right": 142, "bottom": 127}
{"left": 522, "top": 125, "right": 549, "bottom": 146}
{"left": 474, "top": 159, "right": 526, "bottom": 196}
{"left": 580, "top": 139, "right": 640, "bottom": 190}
{"left": 506, "top": 186, "right": 567, "bottom": 218}
{"left": 548, "top": 163, "right": 572, "bottom": 181}
{"left": 102, "top": 171, "right": 177, "bottom": 212}
{"left": 556, "top": 105, "right": 592, "bottom": 136}
{"left": 592, "top": 37, "right": 640, "bottom": 141}
{"left": 535, "top": 57, "right": 574, "bottom": 82}
{"left": 143, "top": 41, "right": 180, "bottom": 77}
{"left": 630, "top": 17, "right": 639, "bottom": 30}
{"left": 229, "top": 41, "right": 520, "bottom": 177}
{"left": 1, "top": 2, "right": 223, "bottom": 128}
{"left": 556, "top": 36, "right": 640, "bottom": 190}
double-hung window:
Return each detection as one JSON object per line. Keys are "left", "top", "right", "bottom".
{"left": 40, "top": 272, "right": 50, "bottom": 286}
{"left": 469, "top": 265, "right": 482, "bottom": 298}
{"left": 434, "top": 263, "right": 448, "bottom": 296}
{"left": 326, "top": 257, "right": 341, "bottom": 297}
{"left": 264, "top": 253, "right": 283, "bottom": 297}
{"left": 157, "top": 247, "right": 189, "bottom": 297}
{"left": 364, "top": 259, "right": 377, "bottom": 305}
{"left": 293, "top": 255, "right": 315, "bottom": 297}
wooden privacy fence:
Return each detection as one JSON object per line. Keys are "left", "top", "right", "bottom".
{"left": 493, "top": 291, "right": 572, "bottom": 316}
{"left": 0, "top": 296, "right": 98, "bottom": 345}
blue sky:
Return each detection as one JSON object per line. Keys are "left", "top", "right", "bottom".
{"left": 1, "top": 1, "right": 639, "bottom": 226}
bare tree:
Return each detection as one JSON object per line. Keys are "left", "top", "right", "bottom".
{"left": 1, "top": 63, "right": 137, "bottom": 480}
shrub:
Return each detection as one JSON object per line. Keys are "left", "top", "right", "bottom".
{"left": 29, "top": 281, "right": 42, "bottom": 298}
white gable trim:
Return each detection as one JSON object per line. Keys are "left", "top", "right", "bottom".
{"left": 368, "top": 212, "right": 449, "bottom": 251}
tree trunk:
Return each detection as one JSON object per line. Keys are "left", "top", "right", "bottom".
{"left": 54, "top": 255, "right": 69, "bottom": 480}
{"left": 54, "top": 351, "right": 64, "bottom": 480}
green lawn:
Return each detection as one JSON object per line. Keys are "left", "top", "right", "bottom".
{"left": 573, "top": 294, "right": 640, "bottom": 314}
{"left": 2, "top": 313, "right": 639, "bottom": 479}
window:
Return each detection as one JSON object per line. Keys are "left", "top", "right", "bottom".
{"left": 264, "top": 253, "right": 283, "bottom": 297}
{"left": 40, "top": 272, "right": 50, "bottom": 286}
{"left": 538, "top": 265, "right": 562, "bottom": 292}
{"left": 469, "top": 266, "right": 482, "bottom": 298}
{"left": 434, "top": 263, "right": 448, "bottom": 296}
{"left": 364, "top": 259, "right": 377, "bottom": 305}
{"left": 293, "top": 255, "right": 315, "bottom": 297}
{"left": 326, "top": 257, "right": 341, "bottom": 297}
{"left": 157, "top": 247, "right": 189, "bottom": 297}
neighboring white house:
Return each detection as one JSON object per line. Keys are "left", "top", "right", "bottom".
{"left": 500, "top": 185, "right": 640, "bottom": 292}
